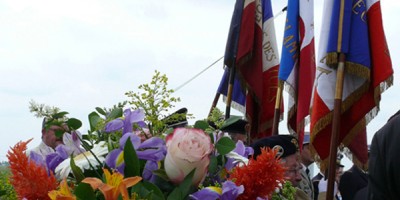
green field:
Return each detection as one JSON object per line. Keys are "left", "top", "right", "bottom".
{"left": 0, "top": 164, "right": 17, "bottom": 200}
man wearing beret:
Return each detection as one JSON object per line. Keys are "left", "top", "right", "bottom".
{"left": 251, "top": 135, "right": 309, "bottom": 200}
{"left": 220, "top": 117, "right": 250, "bottom": 144}
{"left": 298, "top": 133, "right": 315, "bottom": 200}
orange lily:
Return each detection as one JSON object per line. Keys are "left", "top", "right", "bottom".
{"left": 48, "top": 178, "right": 76, "bottom": 200}
{"left": 82, "top": 168, "right": 142, "bottom": 200}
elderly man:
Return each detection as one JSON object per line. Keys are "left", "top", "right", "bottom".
{"left": 28, "top": 118, "right": 66, "bottom": 158}
{"left": 251, "top": 135, "right": 308, "bottom": 199}
{"left": 299, "top": 133, "right": 315, "bottom": 199}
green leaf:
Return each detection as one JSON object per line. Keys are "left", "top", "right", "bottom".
{"left": 52, "top": 111, "right": 69, "bottom": 119}
{"left": 124, "top": 137, "right": 140, "bottom": 177}
{"left": 55, "top": 129, "right": 64, "bottom": 138}
{"left": 70, "top": 155, "right": 85, "bottom": 183}
{"left": 216, "top": 136, "right": 236, "bottom": 155}
{"left": 167, "top": 169, "right": 196, "bottom": 200}
{"left": 131, "top": 181, "right": 165, "bottom": 200}
{"left": 152, "top": 169, "right": 170, "bottom": 181}
{"left": 88, "top": 112, "right": 101, "bottom": 132}
{"left": 108, "top": 107, "right": 123, "bottom": 119}
{"left": 67, "top": 118, "right": 82, "bottom": 130}
{"left": 95, "top": 107, "right": 107, "bottom": 116}
{"left": 74, "top": 182, "right": 96, "bottom": 200}
{"left": 208, "top": 156, "right": 218, "bottom": 174}
{"left": 193, "top": 120, "right": 209, "bottom": 130}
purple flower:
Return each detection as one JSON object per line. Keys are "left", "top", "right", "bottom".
{"left": 221, "top": 181, "right": 244, "bottom": 200}
{"left": 62, "top": 131, "right": 85, "bottom": 156}
{"left": 189, "top": 181, "right": 244, "bottom": 200}
{"left": 142, "top": 160, "right": 159, "bottom": 182}
{"left": 29, "top": 151, "right": 46, "bottom": 167}
{"left": 45, "top": 145, "right": 69, "bottom": 173}
{"left": 190, "top": 187, "right": 221, "bottom": 200}
{"left": 105, "top": 133, "right": 166, "bottom": 175}
{"left": 225, "top": 141, "right": 254, "bottom": 171}
{"left": 104, "top": 109, "right": 146, "bottom": 134}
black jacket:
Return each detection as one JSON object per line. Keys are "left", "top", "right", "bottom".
{"left": 368, "top": 111, "right": 400, "bottom": 199}
{"left": 339, "top": 165, "right": 368, "bottom": 200}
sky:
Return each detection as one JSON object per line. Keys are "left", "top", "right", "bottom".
{"left": 0, "top": 0, "right": 399, "bottom": 171}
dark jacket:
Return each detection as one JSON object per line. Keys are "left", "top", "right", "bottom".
{"left": 368, "top": 111, "right": 400, "bottom": 199}
{"left": 339, "top": 165, "right": 368, "bottom": 200}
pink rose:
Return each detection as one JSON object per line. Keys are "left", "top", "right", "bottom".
{"left": 164, "top": 128, "right": 213, "bottom": 185}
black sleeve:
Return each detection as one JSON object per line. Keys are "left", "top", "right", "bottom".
{"left": 313, "top": 181, "right": 319, "bottom": 200}
{"left": 339, "top": 171, "right": 355, "bottom": 200}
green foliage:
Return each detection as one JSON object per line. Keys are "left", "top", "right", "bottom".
{"left": 215, "top": 136, "right": 236, "bottom": 155}
{"left": 0, "top": 166, "right": 17, "bottom": 200}
{"left": 207, "top": 107, "right": 225, "bottom": 130}
{"left": 124, "top": 138, "right": 141, "bottom": 177}
{"left": 167, "top": 169, "right": 196, "bottom": 200}
{"left": 125, "top": 70, "right": 181, "bottom": 136}
{"left": 271, "top": 181, "right": 296, "bottom": 200}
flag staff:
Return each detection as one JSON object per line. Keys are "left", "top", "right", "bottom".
{"left": 225, "top": 65, "right": 236, "bottom": 119}
{"left": 271, "top": 81, "right": 283, "bottom": 135}
{"left": 326, "top": 53, "right": 346, "bottom": 200}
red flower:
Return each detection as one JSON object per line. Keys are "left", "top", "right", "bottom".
{"left": 229, "top": 147, "right": 286, "bottom": 200}
{"left": 7, "top": 139, "right": 58, "bottom": 200}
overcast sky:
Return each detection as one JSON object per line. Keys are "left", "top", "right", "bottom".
{"left": 1, "top": 0, "right": 399, "bottom": 167}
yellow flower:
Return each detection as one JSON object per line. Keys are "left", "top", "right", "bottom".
{"left": 48, "top": 178, "right": 76, "bottom": 200}
{"left": 82, "top": 168, "right": 142, "bottom": 200}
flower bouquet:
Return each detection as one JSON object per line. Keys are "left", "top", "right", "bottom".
{"left": 7, "top": 71, "right": 296, "bottom": 200}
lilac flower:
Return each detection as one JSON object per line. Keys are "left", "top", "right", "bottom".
{"left": 225, "top": 141, "right": 254, "bottom": 171}
{"left": 104, "top": 109, "right": 146, "bottom": 134}
{"left": 142, "top": 160, "right": 159, "bottom": 183}
{"left": 29, "top": 151, "right": 46, "bottom": 167}
{"left": 62, "top": 131, "right": 85, "bottom": 156}
{"left": 221, "top": 181, "right": 245, "bottom": 200}
{"left": 105, "top": 132, "right": 166, "bottom": 176}
{"left": 45, "top": 145, "right": 69, "bottom": 173}
{"left": 189, "top": 181, "right": 244, "bottom": 200}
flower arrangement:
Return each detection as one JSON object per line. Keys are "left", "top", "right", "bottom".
{"left": 7, "top": 71, "right": 295, "bottom": 200}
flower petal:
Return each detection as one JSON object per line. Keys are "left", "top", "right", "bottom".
{"left": 82, "top": 177, "right": 104, "bottom": 190}
{"left": 122, "top": 176, "right": 142, "bottom": 188}
{"left": 104, "top": 119, "right": 124, "bottom": 133}
{"left": 119, "top": 133, "right": 141, "bottom": 149}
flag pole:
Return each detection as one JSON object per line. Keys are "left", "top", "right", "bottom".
{"left": 225, "top": 66, "right": 236, "bottom": 119}
{"left": 208, "top": 93, "right": 221, "bottom": 117}
{"left": 271, "top": 80, "right": 283, "bottom": 135}
{"left": 326, "top": 53, "right": 346, "bottom": 200}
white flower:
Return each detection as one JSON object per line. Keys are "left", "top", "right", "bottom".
{"left": 225, "top": 151, "right": 249, "bottom": 167}
{"left": 55, "top": 141, "right": 108, "bottom": 179}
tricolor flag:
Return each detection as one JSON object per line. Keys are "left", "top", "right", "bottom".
{"left": 222, "top": 0, "right": 281, "bottom": 140}
{"left": 310, "top": 0, "right": 393, "bottom": 168}
{"left": 279, "top": 0, "right": 315, "bottom": 146}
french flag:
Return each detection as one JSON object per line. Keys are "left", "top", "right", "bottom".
{"left": 243, "top": 0, "right": 281, "bottom": 139}
{"left": 279, "top": 0, "right": 315, "bottom": 147}
{"left": 310, "top": 0, "right": 393, "bottom": 168}
{"left": 223, "top": 0, "right": 281, "bottom": 140}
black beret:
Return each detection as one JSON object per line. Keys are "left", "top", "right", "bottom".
{"left": 220, "top": 117, "right": 248, "bottom": 135}
{"left": 162, "top": 108, "right": 188, "bottom": 128}
{"left": 251, "top": 135, "right": 299, "bottom": 159}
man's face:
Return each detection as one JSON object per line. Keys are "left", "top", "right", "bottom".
{"left": 283, "top": 153, "right": 302, "bottom": 187}
{"left": 42, "top": 125, "right": 64, "bottom": 149}
{"left": 335, "top": 166, "right": 344, "bottom": 183}
{"left": 301, "top": 144, "right": 314, "bottom": 165}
